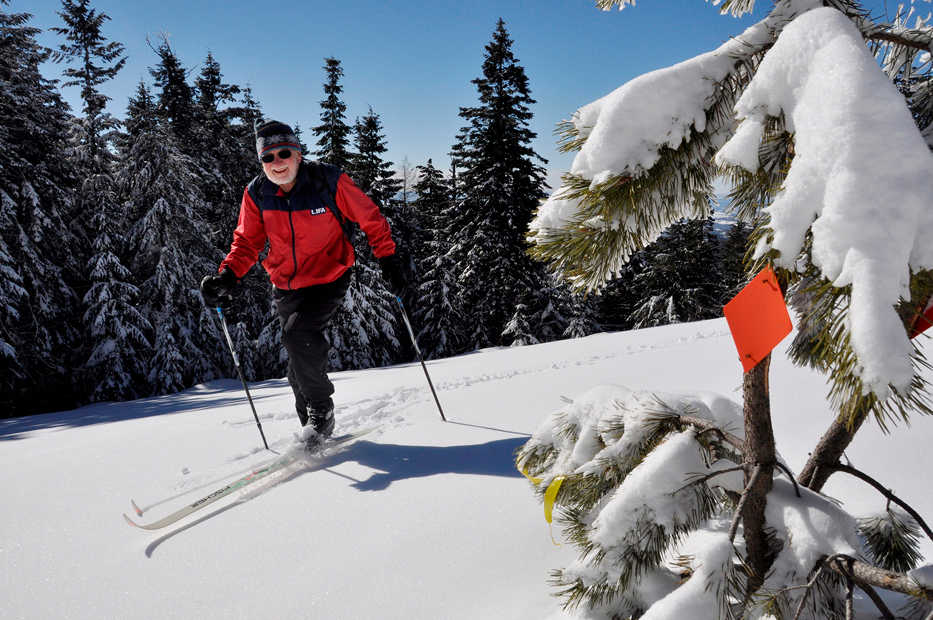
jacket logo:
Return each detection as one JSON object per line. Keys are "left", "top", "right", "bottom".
{"left": 310, "top": 207, "right": 327, "bottom": 215}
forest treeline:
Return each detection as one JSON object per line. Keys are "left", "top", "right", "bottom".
{"left": 1, "top": 2, "right": 749, "bottom": 416}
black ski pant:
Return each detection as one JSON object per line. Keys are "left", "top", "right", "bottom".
{"left": 272, "top": 269, "right": 352, "bottom": 427}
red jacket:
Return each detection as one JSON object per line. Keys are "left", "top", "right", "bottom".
{"left": 220, "top": 162, "right": 396, "bottom": 290}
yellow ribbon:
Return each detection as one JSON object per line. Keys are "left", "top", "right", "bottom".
{"left": 543, "top": 476, "right": 565, "bottom": 525}
{"left": 519, "top": 464, "right": 565, "bottom": 545}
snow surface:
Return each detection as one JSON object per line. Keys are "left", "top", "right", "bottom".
{"left": 2, "top": 318, "right": 931, "bottom": 619}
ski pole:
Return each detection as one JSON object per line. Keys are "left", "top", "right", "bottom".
{"left": 395, "top": 297, "right": 446, "bottom": 422}
{"left": 216, "top": 307, "right": 270, "bottom": 450}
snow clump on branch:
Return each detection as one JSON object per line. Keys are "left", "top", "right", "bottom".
{"left": 716, "top": 7, "right": 933, "bottom": 398}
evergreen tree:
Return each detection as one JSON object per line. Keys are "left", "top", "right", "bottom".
{"left": 190, "top": 47, "right": 264, "bottom": 336}
{"left": 720, "top": 219, "right": 752, "bottom": 303}
{"left": 596, "top": 251, "right": 647, "bottom": 331}
{"left": 193, "top": 51, "right": 242, "bottom": 217}
{"left": 411, "top": 159, "right": 463, "bottom": 358}
{"left": 352, "top": 107, "right": 402, "bottom": 208}
{"left": 326, "top": 262, "right": 399, "bottom": 371}
{"left": 123, "top": 80, "right": 158, "bottom": 144}
{"left": 562, "top": 291, "right": 600, "bottom": 338}
{"left": 313, "top": 57, "right": 352, "bottom": 169}
{"left": 119, "top": 122, "right": 223, "bottom": 395}
{"left": 448, "top": 18, "right": 549, "bottom": 348}
{"left": 0, "top": 190, "right": 29, "bottom": 413}
{"left": 148, "top": 35, "right": 195, "bottom": 144}
{"left": 351, "top": 107, "right": 414, "bottom": 304}
{"left": 502, "top": 303, "right": 538, "bottom": 346}
{"left": 51, "top": 0, "right": 125, "bottom": 170}
{"left": 81, "top": 172, "right": 151, "bottom": 401}
{"left": 0, "top": 2, "right": 82, "bottom": 415}
{"left": 628, "top": 216, "right": 723, "bottom": 328}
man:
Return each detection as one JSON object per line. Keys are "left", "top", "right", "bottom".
{"left": 201, "top": 120, "right": 405, "bottom": 446}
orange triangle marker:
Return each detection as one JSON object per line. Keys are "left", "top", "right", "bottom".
{"left": 723, "top": 267, "right": 793, "bottom": 372}
{"left": 909, "top": 298, "right": 933, "bottom": 339}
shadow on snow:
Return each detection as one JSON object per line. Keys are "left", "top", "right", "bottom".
{"left": 0, "top": 379, "right": 288, "bottom": 441}
{"left": 142, "top": 436, "right": 526, "bottom": 557}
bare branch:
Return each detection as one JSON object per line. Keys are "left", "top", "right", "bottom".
{"left": 729, "top": 464, "right": 763, "bottom": 543}
{"left": 855, "top": 581, "right": 896, "bottom": 620}
{"left": 675, "top": 465, "right": 745, "bottom": 494}
{"left": 676, "top": 414, "right": 746, "bottom": 453}
{"left": 773, "top": 460, "right": 801, "bottom": 498}
{"left": 829, "top": 463, "right": 933, "bottom": 544}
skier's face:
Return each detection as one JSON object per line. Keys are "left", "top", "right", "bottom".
{"left": 261, "top": 147, "right": 301, "bottom": 190}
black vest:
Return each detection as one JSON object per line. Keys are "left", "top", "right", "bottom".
{"left": 246, "top": 161, "right": 353, "bottom": 240}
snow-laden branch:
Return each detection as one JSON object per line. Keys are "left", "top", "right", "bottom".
{"left": 715, "top": 7, "right": 933, "bottom": 398}
{"left": 516, "top": 386, "right": 918, "bottom": 616}
{"left": 528, "top": 1, "right": 833, "bottom": 290}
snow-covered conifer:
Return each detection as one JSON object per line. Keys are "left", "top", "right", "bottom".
{"left": 524, "top": 2, "right": 933, "bottom": 615}
{"left": 119, "top": 122, "right": 223, "bottom": 395}
{"left": 148, "top": 35, "right": 195, "bottom": 145}
{"left": 629, "top": 217, "right": 723, "bottom": 329}
{"left": 448, "top": 18, "right": 550, "bottom": 349}
{"left": 51, "top": 0, "right": 125, "bottom": 171}
{"left": 412, "top": 159, "right": 464, "bottom": 358}
{"left": 326, "top": 262, "right": 399, "bottom": 371}
{"left": 313, "top": 57, "right": 353, "bottom": 169}
{"left": 81, "top": 172, "right": 150, "bottom": 401}
{"left": 0, "top": 3, "right": 83, "bottom": 415}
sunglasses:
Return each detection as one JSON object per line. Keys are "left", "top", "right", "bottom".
{"left": 260, "top": 149, "right": 295, "bottom": 164}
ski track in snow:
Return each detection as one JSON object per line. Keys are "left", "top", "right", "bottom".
{"left": 181, "top": 328, "right": 728, "bottom": 496}
{"left": 437, "top": 327, "right": 729, "bottom": 391}
{"left": 174, "top": 386, "right": 421, "bottom": 494}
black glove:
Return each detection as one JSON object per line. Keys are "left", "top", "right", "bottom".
{"left": 200, "top": 267, "right": 238, "bottom": 308}
{"left": 378, "top": 254, "right": 406, "bottom": 297}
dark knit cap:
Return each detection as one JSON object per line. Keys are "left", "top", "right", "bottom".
{"left": 254, "top": 119, "right": 301, "bottom": 157}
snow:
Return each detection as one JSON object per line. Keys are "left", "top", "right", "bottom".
{"left": 910, "top": 564, "right": 933, "bottom": 589}
{"left": 716, "top": 7, "right": 933, "bottom": 398}
{"left": 2, "top": 319, "right": 931, "bottom": 619}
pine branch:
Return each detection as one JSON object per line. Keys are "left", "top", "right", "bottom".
{"left": 861, "top": 23, "right": 933, "bottom": 53}
{"left": 825, "top": 554, "right": 933, "bottom": 601}
{"left": 790, "top": 563, "right": 828, "bottom": 620}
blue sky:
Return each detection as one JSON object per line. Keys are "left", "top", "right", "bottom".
{"left": 24, "top": 0, "right": 893, "bottom": 188}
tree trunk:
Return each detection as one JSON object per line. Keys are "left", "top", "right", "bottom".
{"left": 742, "top": 353, "right": 777, "bottom": 594}
{"left": 797, "top": 403, "right": 870, "bottom": 492}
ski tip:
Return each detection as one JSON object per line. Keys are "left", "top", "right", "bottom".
{"left": 123, "top": 513, "right": 141, "bottom": 528}
{"left": 131, "top": 499, "right": 144, "bottom": 517}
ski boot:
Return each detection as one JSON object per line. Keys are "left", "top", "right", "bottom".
{"left": 300, "top": 400, "right": 335, "bottom": 449}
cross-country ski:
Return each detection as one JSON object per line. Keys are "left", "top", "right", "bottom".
{"left": 124, "top": 428, "right": 376, "bottom": 530}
